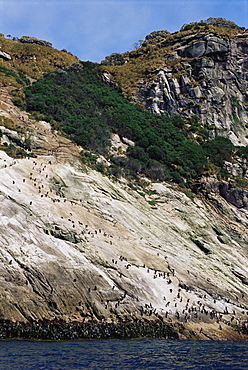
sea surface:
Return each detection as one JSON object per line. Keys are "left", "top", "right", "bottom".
{"left": 0, "top": 339, "right": 248, "bottom": 369}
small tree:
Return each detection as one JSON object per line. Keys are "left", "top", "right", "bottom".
{"left": 132, "top": 40, "right": 144, "bottom": 50}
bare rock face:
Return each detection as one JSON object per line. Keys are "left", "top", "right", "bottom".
{"left": 0, "top": 85, "right": 247, "bottom": 340}
{"left": 196, "top": 175, "right": 248, "bottom": 209}
{"left": 219, "top": 183, "right": 248, "bottom": 208}
{"left": 139, "top": 33, "right": 248, "bottom": 146}
{"left": 1, "top": 146, "right": 248, "bottom": 339}
{"left": 224, "top": 160, "right": 248, "bottom": 178}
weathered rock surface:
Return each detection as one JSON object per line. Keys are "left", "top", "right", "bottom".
{"left": 195, "top": 175, "right": 248, "bottom": 209}
{"left": 0, "top": 51, "right": 11, "bottom": 61}
{"left": 0, "top": 87, "right": 247, "bottom": 340}
{"left": 19, "top": 36, "right": 52, "bottom": 48}
{"left": 139, "top": 32, "right": 248, "bottom": 145}
{"left": 144, "top": 30, "right": 171, "bottom": 44}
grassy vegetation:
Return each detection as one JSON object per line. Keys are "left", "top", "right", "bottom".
{"left": 20, "top": 61, "right": 242, "bottom": 186}
{"left": 0, "top": 34, "right": 78, "bottom": 83}
{"left": 0, "top": 116, "right": 25, "bottom": 133}
{"left": 0, "top": 142, "right": 30, "bottom": 158}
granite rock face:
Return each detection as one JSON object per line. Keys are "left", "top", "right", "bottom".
{"left": 195, "top": 175, "right": 248, "bottom": 209}
{"left": 139, "top": 32, "right": 248, "bottom": 145}
{"left": 0, "top": 87, "right": 247, "bottom": 340}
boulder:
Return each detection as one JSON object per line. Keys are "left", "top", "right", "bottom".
{"left": 0, "top": 51, "right": 11, "bottom": 61}
{"left": 144, "top": 30, "right": 170, "bottom": 44}
{"left": 219, "top": 183, "right": 248, "bottom": 208}
{"left": 183, "top": 40, "right": 206, "bottom": 58}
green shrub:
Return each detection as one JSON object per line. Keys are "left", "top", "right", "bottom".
{"left": 22, "top": 61, "right": 235, "bottom": 185}
{"left": 202, "top": 136, "right": 234, "bottom": 167}
{"left": 237, "top": 145, "right": 248, "bottom": 160}
{"left": 183, "top": 189, "right": 194, "bottom": 201}
{"left": 0, "top": 66, "right": 30, "bottom": 87}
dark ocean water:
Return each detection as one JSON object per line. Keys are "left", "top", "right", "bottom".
{"left": 0, "top": 339, "right": 247, "bottom": 370}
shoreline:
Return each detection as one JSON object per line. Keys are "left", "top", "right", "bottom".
{"left": 0, "top": 320, "right": 179, "bottom": 341}
{"left": 0, "top": 319, "right": 247, "bottom": 341}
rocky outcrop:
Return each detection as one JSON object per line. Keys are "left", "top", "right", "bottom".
{"left": 0, "top": 51, "right": 11, "bottom": 61}
{"left": 219, "top": 183, "right": 248, "bottom": 208}
{"left": 139, "top": 32, "right": 248, "bottom": 146}
{"left": 224, "top": 160, "right": 248, "bottom": 178}
{"left": 19, "top": 36, "right": 52, "bottom": 47}
{"left": 179, "top": 35, "right": 230, "bottom": 59}
{"left": 144, "top": 30, "right": 171, "bottom": 44}
{"left": 195, "top": 175, "right": 248, "bottom": 211}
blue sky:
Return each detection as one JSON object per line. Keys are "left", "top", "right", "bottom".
{"left": 0, "top": 0, "right": 247, "bottom": 63}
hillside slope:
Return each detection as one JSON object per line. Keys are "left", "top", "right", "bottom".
{"left": 0, "top": 86, "right": 248, "bottom": 340}
{"left": 103, "top": 23, "right": 248, "bottom": 146}
{"left": 0, "top": 26, "right": 248, "bottom": 340}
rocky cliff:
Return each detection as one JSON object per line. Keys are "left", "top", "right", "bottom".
{"left": 0, "top": 86, "right": 247, "bottom": 340}
{"left": 104, "top": 25, "right": 248, "bottom": 147}
{"left": 0, "top": 24, "right": 248, "bottom": 340}
{"left": 141, "top": 33, "right": 248, "bottom": 147}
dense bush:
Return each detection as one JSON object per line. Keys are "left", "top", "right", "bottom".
{"left": 236, "top": 145, "right": 248, "bottom": 161}
{"left": 23, "top": 61, "right": 237, "bottom": 185}
{"left": 25, "top": 62, "right": 111, "bottom": 153}
{"left": 202, "top": 136, "right": 234, "bottom": 167}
